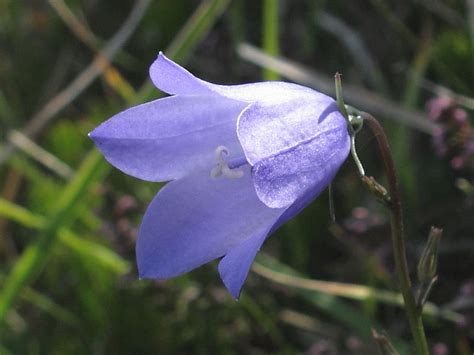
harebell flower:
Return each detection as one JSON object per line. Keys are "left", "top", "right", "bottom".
{"left": 90, "top": 53, "right": 350, "bottom": 298}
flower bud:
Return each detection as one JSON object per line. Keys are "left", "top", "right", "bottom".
{"left": 417, "top": 227, "right": 442, "bottom": 283}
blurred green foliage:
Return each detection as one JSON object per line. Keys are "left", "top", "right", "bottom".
{"left": 0, "top": 0, "right": 473, "bottom": 354}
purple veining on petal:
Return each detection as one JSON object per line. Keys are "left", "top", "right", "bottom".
{"left": 236, "top": 96, "right": 349, "bottom": 208}
{"left": 237, "top": 97, "right": 342, "bottom": 165}
{"left": 252, "top": 126, "right": 350, "bottom": 208}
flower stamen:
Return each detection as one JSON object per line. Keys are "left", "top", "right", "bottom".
{"left": 211, "top": 146, "right": 245, "bottom": 179}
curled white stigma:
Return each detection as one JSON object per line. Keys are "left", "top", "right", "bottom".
{"left": 211, "top": 145, "right": 244, "bottom": 179}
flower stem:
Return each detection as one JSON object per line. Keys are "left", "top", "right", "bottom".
{"left": 361, "top": 112, "right": 429, "bottom": 355}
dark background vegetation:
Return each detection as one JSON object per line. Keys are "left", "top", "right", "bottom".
{"left": 0, "top": 0, "right": 473, "bottom": 354}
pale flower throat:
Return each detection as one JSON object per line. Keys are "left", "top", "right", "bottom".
{"left": 210, "top": 145, "right": 248, "bottom": 179}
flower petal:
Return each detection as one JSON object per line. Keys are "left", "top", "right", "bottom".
{"left": 218, "top": 162, "right": 340, "bottom": 299}
{"left": 237, "top": 94, "right": 342, "bottom": 164}
{"left": 236, "top": 98, "right": 350, "bottom": 208}
{"left": 208, "top": 81, "right": 318, "bottom": 105}
{"left": 218, "top": 167, "right": 336, "bottom": 299}
{"left": 150, "top": 52, "right": 320, "bottom": 104}
{"left": 149, "top": 52, "right": 215, "bottom": 96}
{"left": 218, "top": 232, "right": 267, "bottom": 299}
{"left": 136, "top": 166, "right": 285, "bottom": 281}
{"left": 89, "top": 95, "right": 246, "bottom": 182}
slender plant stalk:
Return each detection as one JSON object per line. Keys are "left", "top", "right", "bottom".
{"left": 362, "top": 112, "right": 429, "bottom": 355}
{"left": 262, "top": 0, "right": 280, "bottom": 80}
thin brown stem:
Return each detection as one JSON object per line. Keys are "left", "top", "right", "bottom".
{"left": 361, "top": 112, "right": 429, "bottom": 355}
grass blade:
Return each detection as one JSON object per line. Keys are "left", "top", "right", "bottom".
{"left": 137, "top": 0, "right": 231, "bottom": 102}
{"left": 254, "top": 254, "right": 411, "bottom": 353}
{"left": 0, "top": 150, "right": 108, "bottom": 322}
